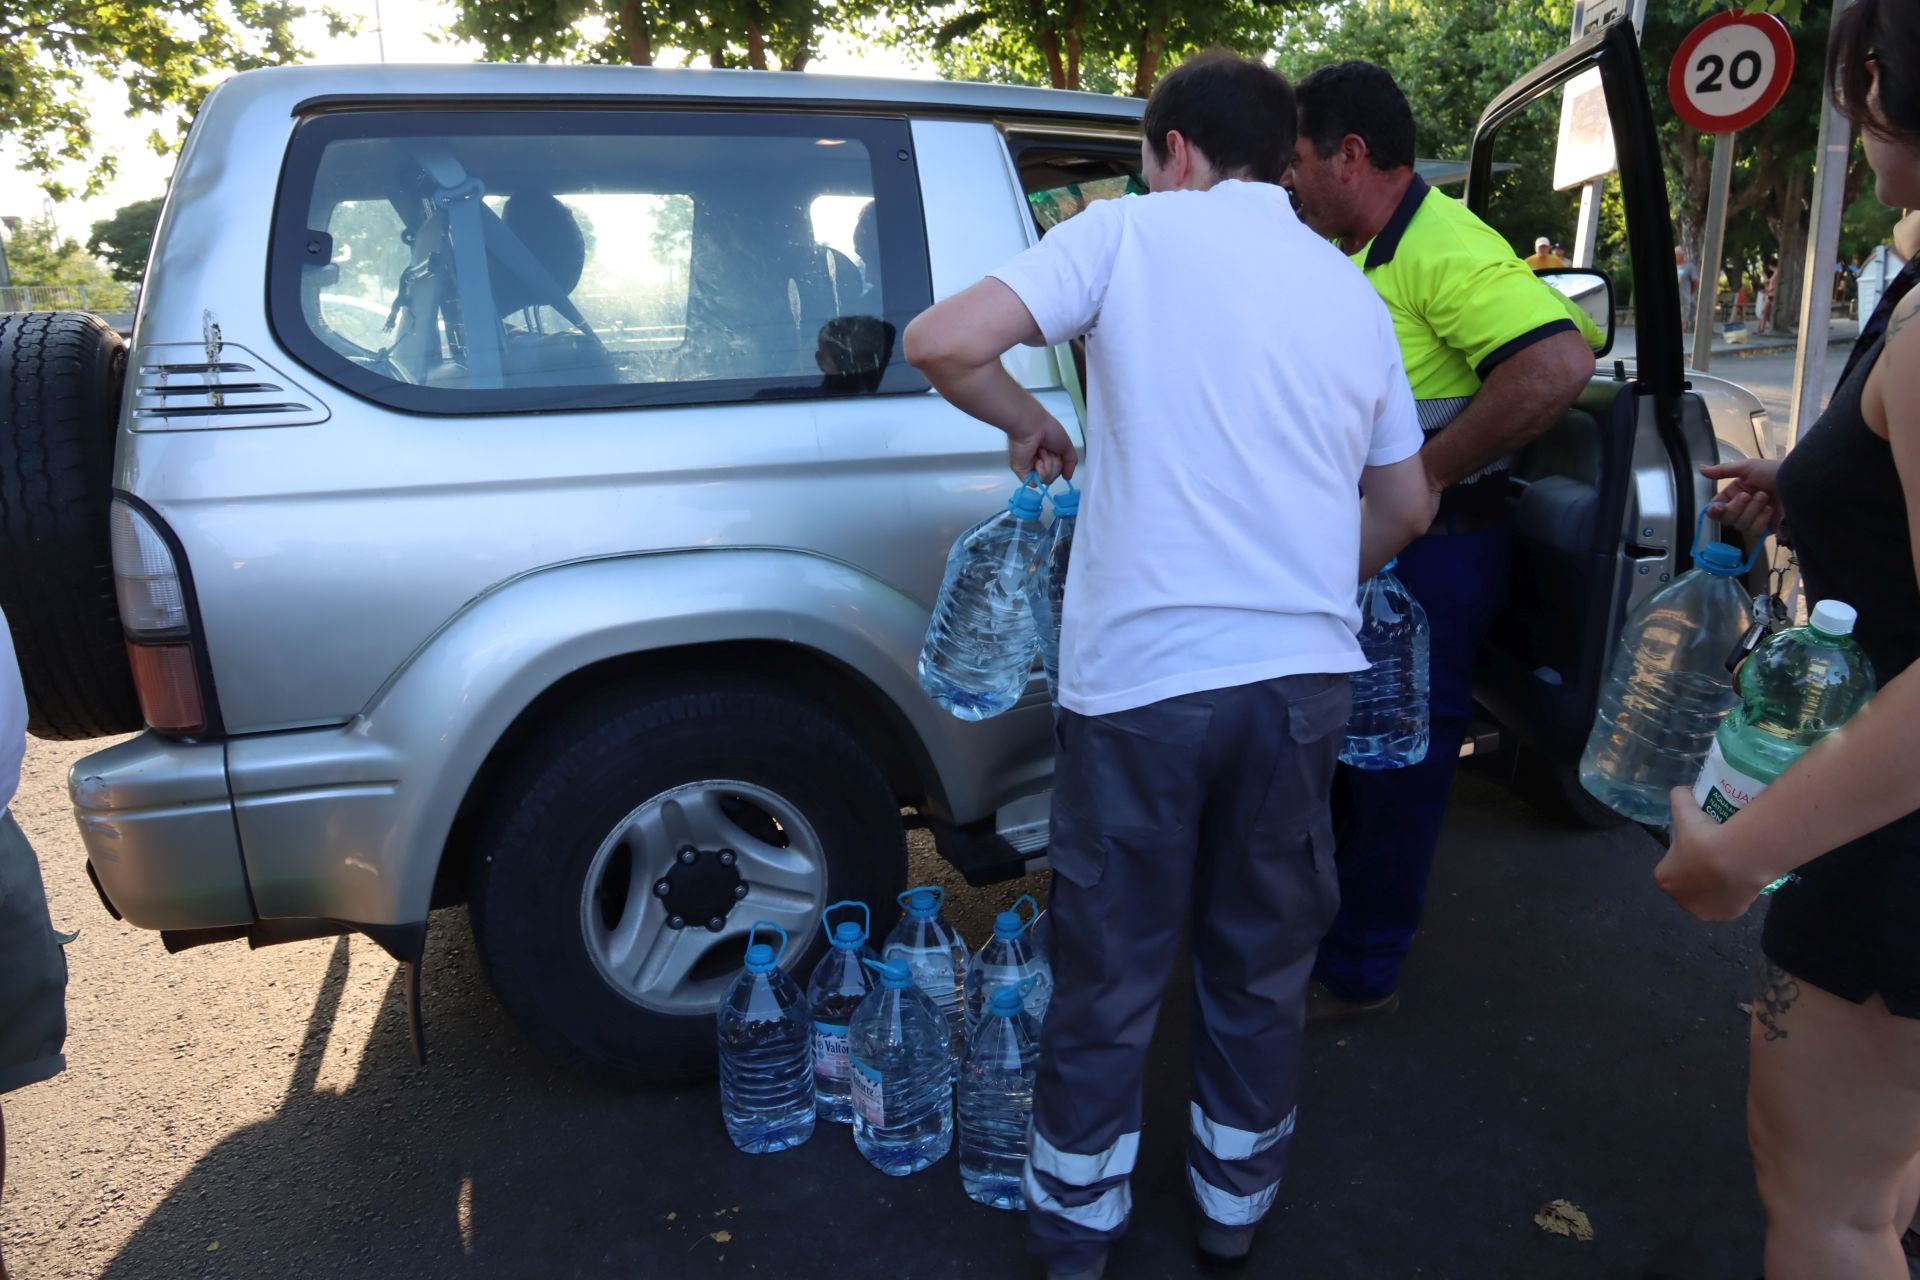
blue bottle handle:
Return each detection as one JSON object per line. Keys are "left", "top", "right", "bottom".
{"left": 822, "top": 899, "right": 869, "bottom": 943}
{"left": 1010, "top": 893, "right": 1039, "bottom": 933}
{"left": 1692, "top": 506, "right": 1767, "bottom": 575}
{"left": 897, "top": 884, "right": 945, "bottom": 912}
{"left": 747, "top": 919, "right": 788, "bottom": 966}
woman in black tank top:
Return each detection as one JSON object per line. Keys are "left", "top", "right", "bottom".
{"left": 1650, "top": 3, "right": 1920, "bottom": 1273}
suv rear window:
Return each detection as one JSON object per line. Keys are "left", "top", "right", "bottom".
{"left": 271, "top": 110, "right": 932, "bottom": 413}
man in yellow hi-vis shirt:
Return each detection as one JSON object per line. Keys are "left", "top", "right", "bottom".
{"left": 1282, "top": 61, "right": 1597, "bottom": 1021}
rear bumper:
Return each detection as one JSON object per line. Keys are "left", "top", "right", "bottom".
{"left": 68, "top": 734, "right": 254, "bottom": 931}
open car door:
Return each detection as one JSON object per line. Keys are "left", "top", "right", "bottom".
{"left": 1466, "top": 21, "right": 1721, "bottom": 802}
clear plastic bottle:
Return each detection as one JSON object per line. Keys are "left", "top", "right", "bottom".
{"left": 1031, "top": 482, "right": 1078, "bottom": 701}
{"left": 964, "top": 893, "right": 1052, "bottom": 1035}
{"left": 918, "top": 479, "right": 1050, "bottom": 721}
{"left": 849, "top": 955, "right": 955, "bottom": 1177}
{"left": 1693, "top": 599, "right": 1877, "bottom": 822}
{"left": 957, "top": 980, "right": 1040, "bottom": 1210}
{"left": 881, "top": 885, "right": 969, "bottom": 1074}
{"left": 1342, "top": 559, "right": 1431, "bottom": 769}
{"left": 1581, "top": 514, "right": 1764, "bottom": 824}
{"left": 804, "top": 900, "right": 878, "bottom": 1125}
{"left": 715, "top": 921, "right": 814, "bottom": 1155}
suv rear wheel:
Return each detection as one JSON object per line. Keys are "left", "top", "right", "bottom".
{"left": 0, "top": 312, "right": 141, "bottom": 739}
{"left": 468, "top": 676, "right": 907, "bottom": 1085}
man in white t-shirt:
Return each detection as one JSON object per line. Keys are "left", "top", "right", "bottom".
{"left": 904, "top": 51, "right": 1432, "bottom": 1279}
{"left": 0, "top": 608, "right": 69, "bottom": 1280}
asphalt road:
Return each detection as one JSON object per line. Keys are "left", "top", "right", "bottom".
{"left": 4, "top": 732, "right": 1776, "bottom": 1280}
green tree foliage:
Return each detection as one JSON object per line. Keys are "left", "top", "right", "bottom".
{"left": 87, "top": 198, "right": 166, "bottom": 284}
{"left": 445, "top": 0, "right": 835, "bottom": 70}
{"left": 874, "top": 1, "right": 1308, "bottom": 97}
{"left": 2, "top": 214, "right": 131, "bottom": 308}
{"left": 1273, "top": 0, "right": 1579, "bottom": 256}
{"left": 1, "top": 1, "right": 348, "bottom": 200}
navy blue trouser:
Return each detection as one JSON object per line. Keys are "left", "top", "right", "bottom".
{"left": 1312, "top": 520, "right": 1513, "bottom": 1002}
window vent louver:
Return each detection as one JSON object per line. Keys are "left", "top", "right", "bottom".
{"left": 130, "top": 343, "right": 331, "bottom": 430}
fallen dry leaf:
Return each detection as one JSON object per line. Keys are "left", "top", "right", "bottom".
{"left": 711, "top": 1230, "right": 733, "bottom": 1244}
{"left": 206, "top": 1241, "right": 221, "bottom": 1253}
{"left": 1534, "top": 1199, "right": 1594, "bottom": 1242}
{"left": 666, "top": 1212, "right": 677, "bottom": 1221}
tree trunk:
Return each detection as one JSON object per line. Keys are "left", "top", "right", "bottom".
{"left": 1132, "top": 24, "right": 1164, "bottom": 98}
{"left": 783, "top": 48, "right": 811, "bottom": 71}
{"left": 1028, "top": 1, "right": 1067, "bottom": 88}
{"left": 1064, "top": 25, "right": 1082, "bottom": 90}
{"left": 1771, "top": 166, "right": 1810, "bottom": 332}
{"left": 746, "top": 15, "right": 767, "bottom": 70}
{"left": 616, "top": 0, "right": 653, "bottom": 66}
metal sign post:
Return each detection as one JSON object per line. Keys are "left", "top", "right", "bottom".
{"left": 1692, "top": 134, "right": 1737, "bottom": 372}
{"left": 1788, "top": 0, "right": 1857, "bottom": 449}
{"left": 1560, "top": 0, "right": 1646, "bottom": 268}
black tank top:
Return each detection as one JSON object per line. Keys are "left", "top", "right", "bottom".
{"left": 1776, "top": 335, "right": 1920, "bottom": 682}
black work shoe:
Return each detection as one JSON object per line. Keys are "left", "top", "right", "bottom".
{"left": 1305, "top": 981, "right": 1401, "bottom": 1026}
{"left": 1195, "top": 1218, "right": 1256, "bottom": 1269}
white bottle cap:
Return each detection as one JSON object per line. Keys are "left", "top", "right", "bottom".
{"left": 1810, "top": 599, "right": 1858, "bottom": 637}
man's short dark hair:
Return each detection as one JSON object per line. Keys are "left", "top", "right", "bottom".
{"left": 1294, "top": 61, "right": 1417, "bottom": 172}
{"left": 1143, "top": 50, "right": 1297, "bottom": 186}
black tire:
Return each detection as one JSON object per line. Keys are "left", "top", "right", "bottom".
{"left": 0, "top": 312, "right": 140, "bottom": 739}
{"left": 1512, "top": 746, "right": 1628, "bottom": 831}
{"left": 468, "top": 676, "right": 908, "bottom": 1086}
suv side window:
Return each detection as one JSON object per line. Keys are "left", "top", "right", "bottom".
{"left": 271, "top": 110, "right": 932, "bottom": 413}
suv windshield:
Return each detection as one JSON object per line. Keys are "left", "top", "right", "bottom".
{"left": 271, "top": 110, "right": 932, "bottom": 413}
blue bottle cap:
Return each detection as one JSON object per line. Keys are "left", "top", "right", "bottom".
{"left": 993, "top": 910, "right": 1026, "bottom": 940}
{"left": 988, "top": 984, "right": 1027, "bottom": 1016}
{"left": 1007, "top": 484, "right": 1045, "bottom": 519}
{"left": 1692, "top": 541, "right": 1744, "bottom": 576}
{"left": 833, "top": 922, "right": 864, "bottom": 948}
{"left": 898, "top": 885, "right": 944, "bottom": 918}
{"left": 862, "top": 956, "right": 914, "bottom": 989}
{"left": 1049, "top": 483, "right": 1079, "bottom": 518}
{"left": 742, "top": 920, "right": 787, "bottom": 973}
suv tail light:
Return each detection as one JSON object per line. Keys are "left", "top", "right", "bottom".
{"left": 110, "top": 499, "right": 208, "bottom": 734}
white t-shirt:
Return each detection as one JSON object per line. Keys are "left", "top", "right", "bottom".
{"left": 991, "top": 180, "right": 1422, "bottom": 717}
{"left": 0, "top": 607, "right": 26, "bottom": 814}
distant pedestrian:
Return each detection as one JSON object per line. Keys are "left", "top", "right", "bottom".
{"left": 1676, "top": 245, "right": 1698, "bottom": 323}
{"left": 1525, "top": 236, "right": 1565, "bottom": 270}
{"left": 1759, "top": 257, "right": 1781, "bottom": 333}
{"left": 0, "top": 606, "right": 70, "bottom": 1280}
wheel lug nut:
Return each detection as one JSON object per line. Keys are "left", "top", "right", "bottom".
{"left": 706, "top": 917, "right": 725, "bottom": 932}
{"left": 668, "top": 915, "right": 685, "bottom": 930}
{"left": 732, "top": 883, "right": 749, "bottom": 900}
{"left": 654, "top": 880, "right": 672, "bottom": 898}
{"left": 717, "top": 849, "right": 736, "bottom": 867}
{"left": 678, "top": 847, "right": 698, "bottom": 865}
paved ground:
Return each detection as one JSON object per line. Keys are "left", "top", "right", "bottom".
{"left": 5, "top": 732, "right": 1776, "bottom": 1279}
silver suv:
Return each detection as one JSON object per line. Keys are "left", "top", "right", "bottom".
{"left": 0, "top": 24, "right": 1769, "bottom": 1083}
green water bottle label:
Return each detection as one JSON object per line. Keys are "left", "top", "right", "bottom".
{"left": 1692, "top": 738, "right": 1768, "bottom": 824}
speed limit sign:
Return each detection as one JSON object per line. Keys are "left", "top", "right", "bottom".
{"left": 1669, "top": 10, "right": 1795, "bottom": 134}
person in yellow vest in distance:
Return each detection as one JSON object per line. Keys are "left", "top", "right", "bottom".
{"left": 1525, "top": 236, "right": 1566, "bottom": 269}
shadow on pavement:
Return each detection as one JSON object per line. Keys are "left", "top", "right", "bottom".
{"left": 96, "top": 772, "right": 1767, "bottom": 1280}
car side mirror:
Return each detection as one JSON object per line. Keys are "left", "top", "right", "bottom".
{"left": 1537, "top": 268, "right": 1615, "bottom": 358}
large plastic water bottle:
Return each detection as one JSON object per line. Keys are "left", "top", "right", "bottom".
{"left": 715, "top": 921, "right": 814, "bottom": 1155}
{"left": 1692, "top": 599, "right": 1876, "bottom": 823}
{"left": 849, "top": 955, "right": 955, "bottom": 1176}
{"left": 919, "top": 478, "right": 1050, "bottom": 721}
{"left": 1031, "top": 482, "right": 1078, "bottom": 701}
{"left": 957, "top": 979, "right": 1040, "bottom": 1210}
{"left": 1580, "top": 513, "right": 1765, "bottom": 824}
{"left": 1342, "top": 560, "right": 1431, "bottom": 769}
{"left": 881, "top": 885, "right": 969, "bottom": 1073}
{"left": 805, "top": 900, "right": 878, "bottom": 1124}
{"left": 964, "top": 893, "right": 1051, "bottom": 1034}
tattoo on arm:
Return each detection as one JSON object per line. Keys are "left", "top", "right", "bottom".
{"left": 1754, "top": 960, "right": 1801, "bottom": 1041}
{"left": 1888, "top": 295, "right": 1920, "bottom": 345}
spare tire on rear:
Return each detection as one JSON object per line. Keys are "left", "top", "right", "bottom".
{"left": 0, "top": 312, "right": 142, "bottom": 739}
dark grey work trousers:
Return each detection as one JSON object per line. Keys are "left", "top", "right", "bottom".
{"left": 1024, "top": 673, "right": 1349, "bottom": 1273}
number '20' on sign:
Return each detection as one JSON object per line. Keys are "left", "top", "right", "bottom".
{"left": 1667, "top": 9, "right": 1796, "bottom": 135}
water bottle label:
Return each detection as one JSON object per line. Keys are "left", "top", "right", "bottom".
{"left": 813, "top": 1024, "right": 851, "bottom": 1081}
{"left": 1692, "top": 739, "right": 1767, "bottom": 824}
{"left": 851, "top": 1060, "right": 887, "bottom": 1126}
